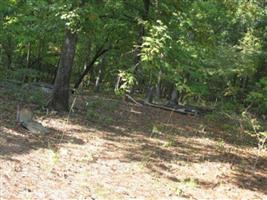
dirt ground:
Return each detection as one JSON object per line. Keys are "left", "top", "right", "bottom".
{"left": 0, "top": 88, "right": 266, "bottom": 199}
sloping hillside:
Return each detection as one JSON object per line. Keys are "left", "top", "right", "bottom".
{"left": 0, "top": 86, "right": 266, "bottom": 200}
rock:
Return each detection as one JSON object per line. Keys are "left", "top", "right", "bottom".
{"left": 17, "top": 106, "right": 50, "bottom": 134}
{"left": 17, "top": 107, "right": 33, "bottom": 123}
{"left": 32, "top": 82, "right": 54, "bottom": 95}
{"left": 21, "top": 121, "right": 50, "bottom": 134}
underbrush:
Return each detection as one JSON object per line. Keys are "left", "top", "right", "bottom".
{"left": 0, "top": 80, "right": 47, "bottom": 108}
{"left": 85, "top": 97, "right": 119, "bottom": 125}
{"left": 205, "top": 111, "right": 267, "bottom": 150}
{"left": 0, "top": 67, "right": 52, "bottom": 83}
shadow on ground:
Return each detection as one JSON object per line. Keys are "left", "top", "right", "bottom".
{"left": 78, "top": 99, "right": 267, "bottom": 195}
{"left": 0, "top": 92, "right": 266, "bottom": 196}
{"left": 0, "top": 125, "right": 85, "bottom": 156}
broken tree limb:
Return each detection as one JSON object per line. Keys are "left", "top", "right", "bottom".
{"left": 124, "top": 94, "right": 197, "bottom": 115}
{"left": 74, "top": 37, "right": 112, "bottom": 90}
{"left": 123, "top": 94, "right": 211, "bottom": 116}
{"left": 143, "top": 101, "right": 191, "bottom": 115}
{"left": 124, "top": 94, "right": 143, "bottom": 106}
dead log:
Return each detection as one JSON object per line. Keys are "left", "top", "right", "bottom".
{"left": 124, "top": 94, "right": 209, "bottom": 116}
{"left": 144, "top": 101, "right": 192, "bottom": 115}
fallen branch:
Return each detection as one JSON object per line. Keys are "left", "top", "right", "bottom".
{"left": 124, "top": 94, "right": 143, "bottom": 106}
{"left": 144, "top": 101, "right": 192, "bottom": 115}
{"left": 124, "top": 94, "right": 205, "bottom": 116}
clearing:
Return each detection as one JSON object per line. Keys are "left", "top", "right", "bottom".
{"left": 0, "top": 87, "right": 266, "bottom": 200}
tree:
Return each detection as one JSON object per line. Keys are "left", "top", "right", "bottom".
{"left": 49, "top": 29, "right": 77, "bottom": 111}
{"left": 0, "top": 0, "right": 266, "bottom": 115}
{"left": 49, "top": 1, "right": 86, "bottom": 111}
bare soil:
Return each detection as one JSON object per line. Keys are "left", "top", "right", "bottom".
{"left": 0, "top": 88, "right": 266, "bottom": 200}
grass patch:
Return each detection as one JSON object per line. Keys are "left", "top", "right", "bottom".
{"left": 86, "top": 98, "right": 119, "bottom": 125}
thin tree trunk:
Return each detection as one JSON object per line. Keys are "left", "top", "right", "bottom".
{"left": 26, "top": 42, "right": 31, "bottom": 68}
{"left": 3, "top": 36, "right": 13, "bottom": 68}
{"left": 50, "top": 29, "right": 77, "bottom": 111}
{"left": 132, "top": 0, "right": 150, "bottom": 73}
{"left": 115, "top": 75, "right": 121, "bottom": 92}
{"left": 129, "top": 0, "right": 150, "bottom": 95}
{"left": 146, "top": 85, "right": 155, "bottom": 103}
{"left": 36, "top": 39, "right": 43, "bottom": 69}
{"left": 168, "top": 87, "right": 178, "bottom": 106}
{"left": 155, "top": 70, "right": 162, "bottom": 99}
{"left": 94, "top": 57, "right": 105, "bottom": 92}
{"left": 7, "top": 54, "right": 12, "bottom": 69}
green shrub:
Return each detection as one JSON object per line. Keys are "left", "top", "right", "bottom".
{"left": 114, "top": 70, "right": 136, "bottom": 95}
{"left": 27, "top": 90, "right": 47, "bottom": 107}
{"left": 241, "top": 112, "right": 267, "bottom": 150}
{"left": 85, "top": 98, "right": 119, "bottom": 124}
{"left": 15, "top": 88, "right": 47, "bottom": 108}
{"left": 1, "top": 68, "right": 51, "bottom": 83}
{"left": 246, "top": 77, "right": 267, "bottom": 115}
{"left": 86, "top": 110, "right": 101, "bottom": 122}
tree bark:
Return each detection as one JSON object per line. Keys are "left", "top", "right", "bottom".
{"left": 7, "top": 53, "right": 12, "bottom": 69}
{"left": 50, "top": 29, "right": 77, "bottom": 111}
{"left": 145, "top": 85, "right": 155, "bottom": 103}
{"left": 168, "top": 87, "right": 178, "bottom": 106}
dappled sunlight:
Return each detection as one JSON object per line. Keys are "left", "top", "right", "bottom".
{"left": 1, "top": 93, "right": 266, "bottom": 199}
{"left": 0, "top": 121, "right": 85, "bottom": 156}
{"left": 1, "top": 0, "right": 267, "bottom": 198}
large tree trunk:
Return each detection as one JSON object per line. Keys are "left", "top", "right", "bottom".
{"left": 50, "top": 29, "right": 77, "bottom": 111}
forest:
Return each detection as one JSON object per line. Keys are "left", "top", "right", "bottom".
{"left": 0, "top": 0, "right": 266, "bottom": 199}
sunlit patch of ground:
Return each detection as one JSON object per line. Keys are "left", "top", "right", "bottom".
{"left": 0, "top": 89, "right": 266, "bottom": 199}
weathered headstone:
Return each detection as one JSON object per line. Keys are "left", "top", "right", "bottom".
{"left": 17, "top": 106, "right": 50, "bottom": 134}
